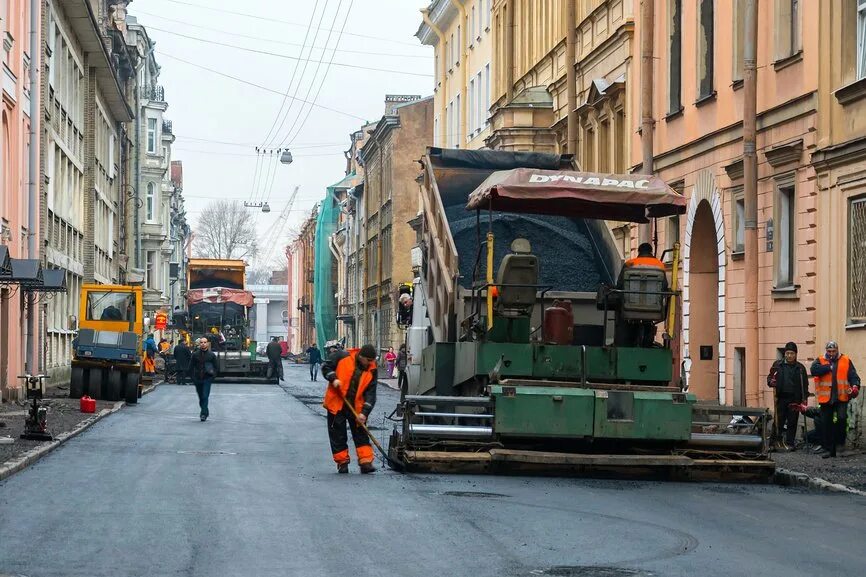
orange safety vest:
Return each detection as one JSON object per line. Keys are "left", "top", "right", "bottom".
{"left": 814, "top": 355, "right": 851, "bottom": 404}
{"left": 322, "top": 350, "right": 377, "bottom": 415}
{"left": 624, "top": 256, "right": 666, "bottom": 270}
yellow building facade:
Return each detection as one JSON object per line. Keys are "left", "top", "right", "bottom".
{"left": 417, "top": 0, "right": 494, "bottom": 150}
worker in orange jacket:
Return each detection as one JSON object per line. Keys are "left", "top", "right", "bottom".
{"left": 810, "top": 341, "right": 860, "bottom": 458}
{"left": 624, "top": 242, "right": 666, "bottom": 271}
{"left": 321, "top": 344, "right": 378, "bottom": 474}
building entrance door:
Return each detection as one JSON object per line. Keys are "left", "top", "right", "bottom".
{"left": 688, "top": 200, "right": 720, "bottom": 400}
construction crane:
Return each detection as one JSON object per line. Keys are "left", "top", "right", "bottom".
{"left": 258, "top": 185, "right": 300, "bottom": 268}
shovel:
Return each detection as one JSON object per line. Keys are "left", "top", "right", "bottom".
{"left": 335, "top": 387, "right": 405, "bottom": 472}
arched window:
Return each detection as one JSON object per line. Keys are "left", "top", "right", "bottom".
{"left": 146, "top": 182, "right": 155, "bottom": 222}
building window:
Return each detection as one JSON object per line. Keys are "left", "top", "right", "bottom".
{"left": 697, "top": 0, "right": 715, "bottom": 99}
{"left": 732, "top": 187, "right": 745, "bottom": 254}
{"left": 584, "top": 124, "right": 595, "bottom": 171}
{"left": 615, "top": 108, "right": 626, "bottom": 172}
{"left": 859, "top": 0, "right": 866, "bottom": 79}
{"left": 455, "top": 93, "right": 461, "bottom": 148}
{"left": 665, "top": 214, "right": 680, "bottom": 262}
{"left": 734, "top": 347, "right": 746, "bottom": 406}
{"left": 146, "top": 182, "right": 156, "bottom": 222}
{"left": 456, "top": 25, "right": 461, "bottom": 65}
{"left": 469, "top": 77, "right": 475, "bottom": 135}
{"left": 668, "top": 0, "right": 683, "bottom": 113}
{"left": 775, "top": 181, "right": 796, "bottom": 289}
{"left": 147, "top": 117, "right": 157, "bottom": 153}
{"left": 146, "top": 251, "right": 156, "bottom": 289}
{"left": 733, "top": 0, "right": 745, "bottom": 82}
{"left": 849, "top": 197, "right": 866, "bottom": 322}
{"left": 775, "top": 0, "right": 801, "bottom": 60}
{"left": 598, "top": 117, "right": 610, "bottom": 173}
{"left": 484, "top": 63, "right": 490, "bottom": 126}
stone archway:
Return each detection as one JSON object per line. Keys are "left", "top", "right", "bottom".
{"left": 682, "top": 171, "right": 727, "bottom": 403}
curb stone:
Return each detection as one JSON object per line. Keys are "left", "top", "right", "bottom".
{"left": 0, "top": 400, "right": 125, "bottom": 482}
{"left": 775, "top": 467, "right": 866, "bottom": 497}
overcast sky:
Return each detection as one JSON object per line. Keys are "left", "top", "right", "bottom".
{"left": 131, "top": 0, "right": 432, "bottom": 270}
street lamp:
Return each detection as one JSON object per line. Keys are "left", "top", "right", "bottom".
{"left": 244, "top": 201, "right": 271, "bottom": 213}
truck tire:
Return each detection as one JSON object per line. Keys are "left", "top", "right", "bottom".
{"left": 106, "top": 370, "right": 123, "bottom": 402}
{"left": 70, "top": 367, "right": 85, "bottom": 398}
{"left": 124, "top": 373, "right": 140, "bottom": 405}
{"left": 87, "top": 369, "right": 104, "bottom": 400}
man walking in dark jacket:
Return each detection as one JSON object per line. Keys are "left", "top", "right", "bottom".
{"left": 321, "top": 344, "right": 378, "bottom": 474}
{"left": 767, "top": 341, "right": 809, "bottom": 450}
{"left": 307, "top": 343, "right": 322, "bottom": 381}
{"left": 173, "top": 339, "right": 192, "bottom": 386}
{"left": 190, "top": 338, "right": 218, "bottom": 421}
{"left": 396, "top": 344, "right": 409, "bottom": 400}
{"left": 266, "top": 336, "right": 284, "bottom": 381}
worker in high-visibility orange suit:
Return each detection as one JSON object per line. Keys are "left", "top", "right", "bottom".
{"left": 321, "top": 344, "right": 378, "bottom": 474}
{"left": 624, "top": 242, "right": 666, "bottom": 271}
{"left": 811, "top": 341, "right": 861, "bottom": 458}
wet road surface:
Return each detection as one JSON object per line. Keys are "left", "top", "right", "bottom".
{"left": 1, "top": 363, "right": 864, "bottom": 577}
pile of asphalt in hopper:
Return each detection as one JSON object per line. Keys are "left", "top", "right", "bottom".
{"left": 445, "top": 205, "right": 617, "bottom": 291}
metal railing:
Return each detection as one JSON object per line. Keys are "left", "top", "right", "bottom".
{"left": 162, "top": 120, "right": 173, "bottom": 134}
{"left": 142, "top": 84, "right": 165, "bottom": 102}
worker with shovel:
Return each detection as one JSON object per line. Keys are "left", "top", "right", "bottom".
{"left": 322, "top": 344, "right": 378, "bottom": 474}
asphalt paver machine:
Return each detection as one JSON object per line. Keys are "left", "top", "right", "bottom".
{"left": 388, "top": 149, "right": 773, "bottom": 480}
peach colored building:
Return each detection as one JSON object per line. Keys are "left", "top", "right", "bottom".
{"left": 813, "top": 1, "right": 866, "bottom": 442}
{"left": 634, "top": 0, "right": 817, "bottom": 408}
{"left": 0, "top": 0, "right": 38, "bottom": 399}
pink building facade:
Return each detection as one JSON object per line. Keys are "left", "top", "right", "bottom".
{"left": 0, "top": 0, "right": 38, "bottom": 399}
{"left": 632, "top": 0, "right": 818, "bottom": 408}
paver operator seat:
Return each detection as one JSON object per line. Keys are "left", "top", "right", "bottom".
{"left": 495, "top": 238, "right": 538, "bottom": 318}
{"left": 619, "top": 266, "right": 668, "bottom": 323}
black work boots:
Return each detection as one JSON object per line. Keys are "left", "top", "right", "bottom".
{"left": 359, "top": 463, "right": 376, "bottom": 474}
{"left": 337, "top": 462, "right": 349, "bottom": 474}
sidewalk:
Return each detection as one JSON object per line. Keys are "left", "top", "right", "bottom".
{"left": 774, "top": 446, "right": 866, "bottom": 492}
{"left": 0, "top": 386, "right": 116, "bottom": 467}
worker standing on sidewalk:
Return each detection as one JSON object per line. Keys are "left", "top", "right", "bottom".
{"left": 811, "top": 341, "right": 861, "bottom": 458}
{"left": 266, "top": 336, "right": 284, "bottom": 381}
{"left": 766, "top": 342, "right": 809, "bottom": 451}
{"left": 321, "top": 344, "right": 378, "bottom": 474}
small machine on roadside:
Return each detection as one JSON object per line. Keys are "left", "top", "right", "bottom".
{"left": 19, "top": 374, "right": 52, "bottom": 441}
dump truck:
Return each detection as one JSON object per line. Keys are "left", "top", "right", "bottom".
{"left": 388, "top": 148, "right": 773, "bottom": 481}
{"left": 186, "top": 258, "right": 274, "bottom": 383}
{"left": 70, "top": 284, "right": 144, "bottom": 404}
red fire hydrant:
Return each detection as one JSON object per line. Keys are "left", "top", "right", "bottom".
{"left": 80, "top": 396, "right": 96, "bottom": 414}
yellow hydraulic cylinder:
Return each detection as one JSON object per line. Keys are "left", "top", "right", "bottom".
{"left": 486, "top": 231, "right": 494, "bottom": 330}
{"left": 666, "top": 242, "right": 681, "bottom": 338}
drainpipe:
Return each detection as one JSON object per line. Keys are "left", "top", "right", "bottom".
{"left": 566, "top": 0, "right": 577, "bottom": 156}
{"left": 421, "top": 8, "right": 448, "bottom": 146}
{"left": 639, "top": 0, "right": 655, "bottom": 245}
{"left": 743, "top": 0, "right": 759, "bottom": 407}
{"left": 505, "top": 0, "right": 514, "bottom": 102}
{"left": 26, "top": 0, "right": 40, "bottom": 374}
{"left": 450, "top": 0, "right": 468, "bottom": 147}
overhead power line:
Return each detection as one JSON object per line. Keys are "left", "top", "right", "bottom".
{"left": 146, "top": 26, "right": 433, "bottom": 78}
{"left": 156, "top": 51, "right": 368, "bottom": 121}
{"left": 153, "top": 0, "right": 422, "bottom": 47}
{"left": 133, "top": 10, "right": 431, "bottom": 60}
{"left": 277, "top": 0, "right": 355, "bottom": 149}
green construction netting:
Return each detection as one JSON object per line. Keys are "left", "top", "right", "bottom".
{"left": 313, "top": 192, "right": 338, "bottom": 357}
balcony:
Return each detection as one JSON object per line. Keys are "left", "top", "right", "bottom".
{"left": 162, "top": 120, "right": 173, "bottom": 135}
{"left": 142, "top": 84, "right": 165, "bottom": 102}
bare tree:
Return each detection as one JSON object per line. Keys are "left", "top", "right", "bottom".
{"left": 193, "top": 200, "right": 258, "bottom": 260}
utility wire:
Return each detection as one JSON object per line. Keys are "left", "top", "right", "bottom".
{"left": 156, "top": 51, "right": 368, "bottom": 121}
{"left": 152, "top": 0, "right": 422, "bottom": 47}
{"left": 279, "top": 0, "right": 355, "bottom": 149}
{"left": 174, "top": 135, "right": 346, "bottom": 149}
{"left": 258, "top": 0, "right": 321, "bottom": 149}
{"left": 263, "top": 0, "right": 332, "bottom": 150}
{"left": 133, "top": 10, "right": 431, "bottom": 59}
{"left": 147, "top": 27, "right": 432, "bottom": 78}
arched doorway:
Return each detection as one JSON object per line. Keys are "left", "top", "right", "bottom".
{"left": 687, "top": 201, "right": 720, "bottom": 400}
{"left": 682, "top": 170, "right": 726, "bottom": 403}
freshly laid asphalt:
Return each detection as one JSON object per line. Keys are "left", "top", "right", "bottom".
{"left": 1, "top": 363, "right": 865, "bottom": 577}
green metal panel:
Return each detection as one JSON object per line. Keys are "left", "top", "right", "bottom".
{"left": 475, "top": 343, "right": 535, "bottom": 379}
{"left": 585, "top": 346, "right": 617, "bottom": 380}
{"left": 490, "top": 385, "right": 595, "bottom": 437}
{"left": 593, "top": 390, "right": 694, "bottom": 440}
{"left": 615, "top": 347, "right": 673, "bottom": 382}
{"left": 420, "top": 343, "right": 455, "bottom": 395}
{"left": 531, "top": 344, "right": 582, "bottom": 379}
